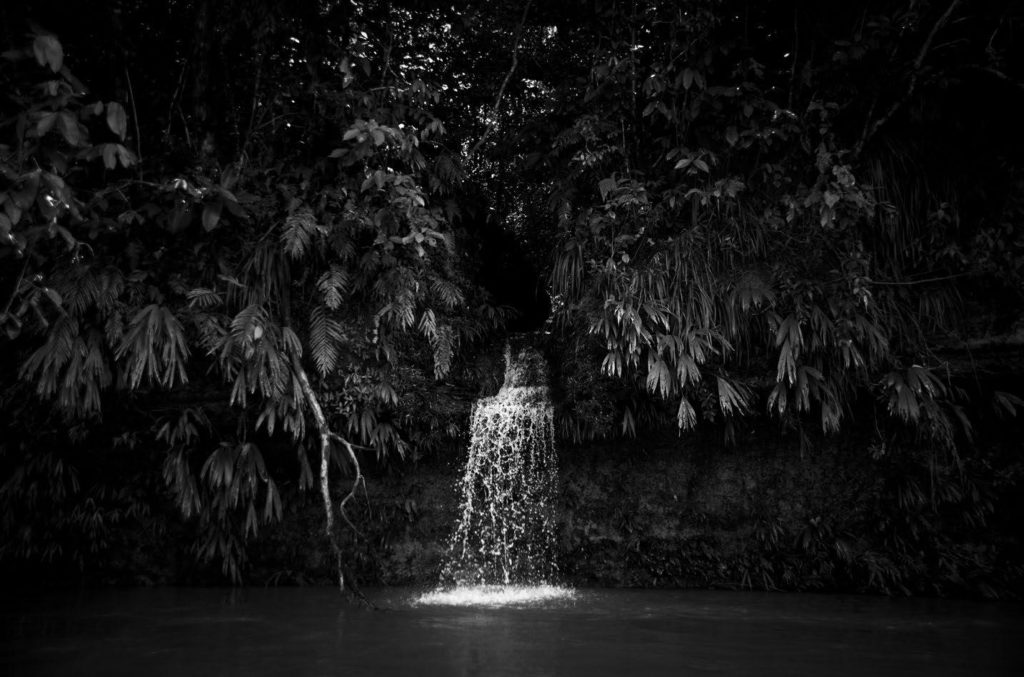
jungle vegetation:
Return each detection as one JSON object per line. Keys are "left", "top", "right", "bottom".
{"left": 1, "top": 0, "right": 1022, "bottom": 593}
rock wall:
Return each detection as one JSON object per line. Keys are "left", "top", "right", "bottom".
{"left": 262, "top": 423, "right": 1020, "bottom": 597}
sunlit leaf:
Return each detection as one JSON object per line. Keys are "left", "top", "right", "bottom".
{"left": 32, "top": 34, "right": 63, "bottom": 72}
{"left": 106, "top": 102, "right": 128, "bottom": 140}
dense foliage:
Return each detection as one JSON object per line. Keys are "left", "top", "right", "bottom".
{"left": 1, "top": 0, "right": 1021, "bottom": 591}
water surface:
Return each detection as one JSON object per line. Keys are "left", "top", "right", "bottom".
{"left": 2, "top": 587, "right": 1021, "bottom": 676}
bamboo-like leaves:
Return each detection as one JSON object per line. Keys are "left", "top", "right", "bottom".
{"left": 115, "top": 304, "right": 189, "bottom": 389}
{"left": 774, "top": 314, "right": 803, "bottom": 385}
{"left": 163, "top": 449, "right": 202, "bottom": 518}
{"left": 646, "top": 356, "right": 673, "bottom": 398}
{"left": 20, "top": 317, "right": 113, "bottom": 416}
{"left": 993, "top": 390, "right": 1024, "bottom": 418}
{"left": 196, "top": 441, "right": 282, "bottom": 540}
{"left": 884, "top": 365, "right": 947, "bottom": 423}
{"left": 716, "top": 376, "right": 750, "bottom": 417}
{"left": 677, "top": 396, "right": 698, "bottom": 430}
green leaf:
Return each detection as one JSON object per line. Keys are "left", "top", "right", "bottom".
{"left": 202, "top": 201, "right": 223, "bottom": 231}
{"left": 42, "top": 287, "right": 62, "bottom": 308}
{"left": 218, "top": 189, "right": 248, "bottom": 218}
{"left": 115, "top": 144, "right": 135, "bottom": 168}
{"left": 13, "top": 172, "right": 40, "bottom": 208}
{"left": 4, "top": 201, "right": 22, "bottom": 226}
{"left": 725, "top": 126, "right": 739, "bottom": 147}
{"left": 36, "top": 112, "right": 57, "bottom": 137}
{"left": 32, "top": 34, "right": 63, "bottom": 73}
{"left": 993, "top": 390, "right": 1024, "bottom": 418}
{"left": 58, "top": 112, "right": 82, "bottom": 146}
{"left": 101, "top": 143, "right": 117, "bottom": 169}
{"left": 106, "top": 102, "right": 128, "bottom": 140}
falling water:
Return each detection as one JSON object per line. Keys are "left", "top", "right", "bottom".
{"left": 438, "top": 343, "right": 560, "bottom": 589}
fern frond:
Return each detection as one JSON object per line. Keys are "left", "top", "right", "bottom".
{"left": 309, "top": 305, "right": 345, "bottom": 377}
{"left": 430, "top": 277, "right": 464, "bottom": 309}
{"left": 316, "top": 266, "right": 349, "bottom": 310}
{"left": 418, "top": 309, "right": 437, "bottom": 340}
{"left": 187, "top": 287, "right": 224, "bottom": 309}
{"left": 430, "top": 324, "right": 454, "bottom": 379}
{"left": 281, "top": 209, "right": 325, "bottom": 260}
{"left": 57, "top": 266, "right": 124, "bottom": 317}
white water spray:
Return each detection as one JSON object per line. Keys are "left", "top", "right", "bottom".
{"left": 438, "top": 343, "right": 560, "bottom": 588}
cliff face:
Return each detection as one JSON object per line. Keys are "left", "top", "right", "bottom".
{"left": 259, "top": 422, "right": 1019, "bottom": 598}
{"left": 6, "top": 411, "right": 1018, "bottom": 596}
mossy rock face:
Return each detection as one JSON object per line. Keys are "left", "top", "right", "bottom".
{"left": 503, "top": 346, "right": 548, "bottom": 388}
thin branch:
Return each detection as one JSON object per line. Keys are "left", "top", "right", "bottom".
{"left": 868, "top": 272, "right": 967, "bottom": 286}
{"left": 240, "top": 46, "right": 264, "bottom": 162}
{"left": 164, "top": 58, "right": 189, "bottom": 140}
{"left": 1, "top": 256, "right": 29, "bottom": 317}
{"left": 177, "top": 104, "right": 194, "bottom": 153}
{"left": 787, "top": 4, "right": 799, "bottom": 110}
{"left": 467, "top": 0, "right": 532, "bottom": 157}
{"left": 124, "top": 68, "right": 143, "bottom": 176}
{"left": 967, "top": 65, "right": 1024, "bottom": 93}
{"left": 855, "top": 0, "right": 961, "bottom": 156}
{"left": 329, "top": 431, "right": 366, "bottom": 536}
{"left": 380, "top": 12, "right": 394, "bottom": 89}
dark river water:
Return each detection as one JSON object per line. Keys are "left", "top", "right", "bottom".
{"left": 1, "top": 587, "right": 1021, "bottom": 676}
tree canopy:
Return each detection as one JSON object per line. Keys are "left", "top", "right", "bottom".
{"left": 1, "top": 0, "right": 1022, "bottom": 586}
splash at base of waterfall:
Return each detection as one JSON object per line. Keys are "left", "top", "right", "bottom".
{"left": 438, "top": 343, "right": 560, "bottom": 589}
{"left": 414, "top": 584, "right": 577, "bottom": 608}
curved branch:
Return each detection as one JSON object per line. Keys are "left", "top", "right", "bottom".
{"left": 291, "top": 353, "right": 373, "bottom": 606}
{"left": 855, "top": 0, "right": 961, "bottom": 156}
{"left": 329, "top": 431, "right": 366, "bottom": 536}
{"left": 467, "top": 0, "right": 533, "bottom": 157}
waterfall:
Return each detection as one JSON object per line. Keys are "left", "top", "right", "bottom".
{"left": 440, "top": 343, "right": 559, "bottom": 587}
